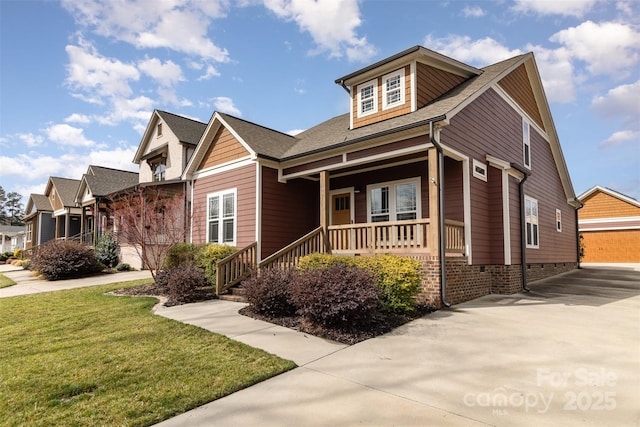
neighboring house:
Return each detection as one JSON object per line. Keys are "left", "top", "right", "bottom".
{"left": 74, "top": 165, "right": 139, "bottom": 245}
{"left": 578, "top": 186, "right": 640, "bottom": 263}
{"left": 182, "top": 45, "right": 580, "bottom": 306}
{"left": 0, "top": 225, "right": 26, "bottom": 253}
{"left": 44, "top": 177, "right": 82, "bottom": 241}
{"left": 23, "top": 194, "right": 55, "bottom": 249}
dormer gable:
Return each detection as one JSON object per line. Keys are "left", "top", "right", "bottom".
{"left": 335, "top": 45, "right": 481, "bottom": 130}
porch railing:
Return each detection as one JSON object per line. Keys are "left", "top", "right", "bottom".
{"left": 444, "top": 219, "right": 465, "bottom": 254}
{"left": 258, "top": 226, "right": 327, "bottom": 271}
{"left": 215, "top": 242, "right": 258, "bottom": 295}
{"left": 328, "top": 219, "right": 431, "bottom": 255}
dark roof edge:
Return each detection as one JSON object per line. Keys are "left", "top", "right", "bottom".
{"left": 276, "top": 114, "right": 447, "bottom": 163}
{"left": 335, "top": 46, "right": 421, "bottom": 84}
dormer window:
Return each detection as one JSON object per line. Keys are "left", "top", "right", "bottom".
{"left": 382, "top": 68, "right": 405, "bottom": 110}
{"left": 357, "top": 79, "right": 378, "bottom": 117}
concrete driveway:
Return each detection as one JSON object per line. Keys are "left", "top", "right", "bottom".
{"left": 156, "top": 266, "right": 639, "bottom": 426}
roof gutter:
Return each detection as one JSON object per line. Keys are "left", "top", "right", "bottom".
{"left": 429, "top": 120, "right": 451, "bottom": 308}
{"left": 510, "top": 162, "right": 531, "bottom": 292}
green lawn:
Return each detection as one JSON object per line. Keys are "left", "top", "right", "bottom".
{"left": 0, "top": 279, "right": 296, "bottom": 426}
{"left": 0, "top": 273, "right": 16, "bottom": 288}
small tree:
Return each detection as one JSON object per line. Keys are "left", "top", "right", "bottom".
{"left": 95, "top": 233, "right": 120, "bottom": 268}
{"left": 109, "top": 187, "right": 188, "bottom": 281}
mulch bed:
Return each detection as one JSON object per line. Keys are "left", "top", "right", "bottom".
{"left": 113, "top": 282, "right": 434, "bottom": 345}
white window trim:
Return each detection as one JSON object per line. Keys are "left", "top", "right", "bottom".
{"left": 525, "top": 195, "right": 539, "bottom": 248}
{"left": 382, "top": 68, "right": 405, "bottom": 110}
{"left": 366, "top": 177, "right": 421, "bottom": 222}
{"left": 556, "top": 208, "right": 562, "bottom": 232}
{"left": 357, "top": 78, "right": 378, "bottom": 118}
{"left": 523, "top": 119, "right": 531, "bottom": 169}
{"left": 472, "top": 159, "right": 487, "bottom": 182}
{"left": 25, "top": 223, "right": 32, "bottom": 242}
{"left": 206, "top": 188, "right": 237, "bottom": 245}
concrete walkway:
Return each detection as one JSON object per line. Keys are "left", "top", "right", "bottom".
{"left": 0, "top": 264, "right": 152, "bottom": 298}
{"left": 155, "top": 266, "right": 640, "bottom": 427}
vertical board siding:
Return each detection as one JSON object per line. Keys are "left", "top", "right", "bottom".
{"left": 580, "top": 192, "right": 640, "bottom": 219}
{"left": 191, "top": 164, "right": 256, "bottom": 249}
{"left": 497, "top": 64, "right": 545, "bottom": 131}
{"left": 198, "top": 126, "right": 250, "bottom": 170}
{"left": 260, "top": 167, "right": 319, "bottom": 258}
{"left": 416, "top": 62, "right": 467, "bottom": 108}
{"left": 442, "top": 88, "right": 577, "bottom": 265}
{"left": 444, "top": 158, "right": 464, "bottom": 222}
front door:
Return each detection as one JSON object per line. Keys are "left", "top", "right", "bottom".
{"left": 331, "top": 193, "right": 351, "bottom": 225}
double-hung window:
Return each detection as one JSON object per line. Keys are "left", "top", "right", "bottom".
{"left": 523, "top": 119, "right": 531, "bottom": 169}
{"left": 357, "top": 79, "right": 378, "bottom": 117}
{"left": 382, "top": 68, "right": 405, "bottom": 110}
{"left": 207, "top": 189, "right": 236, "bottom": 244}
{"left": 152, "top": 160, "right": 166, "bottom": 182}
{"left": 525, "top": 196, "right": 539, "bottom": 248}
{"left": 368, "top": 179, "right": 420, "bottom": 222}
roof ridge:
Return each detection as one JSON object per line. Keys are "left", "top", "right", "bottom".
{"left": 219, "top": 112, "right": 298, "bottom": 140}
{"left": 157, "top": 109, "right": 207, "bottom": 125}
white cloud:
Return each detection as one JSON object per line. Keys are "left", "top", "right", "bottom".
{"left": 287, "top": 129, "right": 305, "bottom": 136}
{"left": 61, "top": 0, "right": 231, "bottom": 62}
{"left": 592, "top": 80, "right": 640, "bottom": 126}
{"left": 17, "top": 133, "right": 44, "bottom": 147}
{"left": 138, "top": 57, "right": 184, "bottom": 87}
{"left": 598, "top": 130, "right": 639, "bottom": 149}
{"left": 423, "top": 34, "right": 523, "bottom": 66}
{"left": 197, "top": 65, "right": 221, "bottom": 80}
{"left": 462, "top": 6, "right": 485, "bottom": 17}
{"left": 213, "top": 97, "right": 241, "bottom": 116}
{"left": 550, "top": 21, "right": 640, "bottom": 77}
{"left": 45, "top": 124, "right": 96, "bottom": 147}
{"left": 512, "top": 0, "right": 598, "bottom": 17}
{"left": 97, "top": 96, "right": 155, "bottom": 126}
{"left": 525, "top": 44, "right": 576, "bottom": 103}
{"left": 263, "top": 0, "right": 376, "bottom": 62}
{"left": 65, "top": 38, "right": 140, "bottom": 99}
{"left": 65, "top": 113, "right": 92, "bottom": 124}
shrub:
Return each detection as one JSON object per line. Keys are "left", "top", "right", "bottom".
{"left": 291, "top": 263, "right": 378, "bottom": 328}
{"left": 166, "top": 266, "right": 208, "bottom": 303}
{"left": 94, "top": 233, "right": 119, "bottom": 268}
{"left": 242, "top": 267, "right": 297, "bottom": 317}
{"left": 154, "top": 269, "right": 170, "bottom": 293}
{"left": 13, "top": 248, "right": 23, "bottom": 259}
{"left": 0, "top": 252, "right": 13, "bottom": 262}
{"left": 195, "top": 244, "right": 238, "bottom": 285}
{"left": 115, "top": 263, "right": 133, "bottom": 271}
{"left": 298, "top": 253, "right": 422, "bottom": 315}
{"left": 165, "top": 243, "right": 204, "bottom": 269}
{"left": 358, "top": 255, "right": 422, "bottom": 314}
{"left": 30, "top": 240, "right": 104, "bottom": 281}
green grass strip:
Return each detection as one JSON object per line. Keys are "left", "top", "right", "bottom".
{"left": 0, "top": 273, "right": 16, "bottom": 288}
{"left": 0, "top": 279, "right": 296, "bottom": 426}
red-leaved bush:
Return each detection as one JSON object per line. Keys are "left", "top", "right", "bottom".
{"left": 242, "top": 267, "right": 297, "bottom": 317}
{"left": 31, "top": 240, "right": 103, "bottom": 281}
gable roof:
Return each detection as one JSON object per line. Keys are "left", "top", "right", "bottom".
{"left": 45, "top": 177, "right": 81, "bottom": 208}
{"left": 578, "top": 185, "right": 640, "bottom": 208}
{"left": 29, "top": 194, "right": 53, "bottom": 212}
{"left": 133, "top": 110, "right": 207, "bottom": 164}
{"left": 76, "top": 166, "right": 139, "bottom": 201}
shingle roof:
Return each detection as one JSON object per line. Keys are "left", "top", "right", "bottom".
{"left": 218, "top": 113, "right": 299, "bottom": 159}
{"left": 157, "top": 110, "right": 207, "bottom": 145}
{"left": 49, "top": 177, "right": 81, "bottom": 207}
{"left": 30, "top": 194, "right": 52, "bottom": 211}
{"left": 83, "top": 166, "right": 139, "bottom": 196}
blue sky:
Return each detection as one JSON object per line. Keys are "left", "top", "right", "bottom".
{"left": 1, "top": 0, "right": 639, "bottom": 207}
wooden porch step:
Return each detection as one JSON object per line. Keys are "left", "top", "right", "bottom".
{"left": 218, "top": 285, "right": 247, "bottom": 303}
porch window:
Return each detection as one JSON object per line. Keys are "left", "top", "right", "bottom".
{"left": 525, "top": 196, "right": 539, "bottom": 248}
{"left": 382, "top": 68, "right": 405, "bottom": 110}
{"left": 207, "top": 189, "right": 236, "bottom": 244}
{"left": 357, "top": 79, "right": 378, "bottom": 117}
{"left": 523, "top": 119, "right": 531, "bottom": 169}
{"left": 152, "top": 160, "right": 166, "bottom": 182}
{"left": 368, "top": 178, "right": 420, "bottom": 222}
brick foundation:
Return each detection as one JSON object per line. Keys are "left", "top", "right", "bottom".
{"left": 417, "top": 257, "right": 578, "bottom": 308}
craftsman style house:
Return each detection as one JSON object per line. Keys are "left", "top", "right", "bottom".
{"left": 74, "top": 165, "right": 139, "bottom": 245}
{"left": 182, "top": 46, "right": 581, "bottom": 306}
{"left": 578, "top": 186, "right": 640, "bottom": 263}
{"left": 23, "top": 194, "right": 55, "bottom": 249}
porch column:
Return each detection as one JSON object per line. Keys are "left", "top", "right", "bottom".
{"left": 319, "top": 170, "right": 330, "bottom": 252}
{"left": 55, "top": 216, "right": 59, "bottom": 239}
{"left": 427, "top": 147, "right": 440, "bottom": 254}
{"left": 80, "top": 206, "right": 85, "bottom": 242}
{"left": 65, "top": 214, "right": 70, "bottom": 239}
